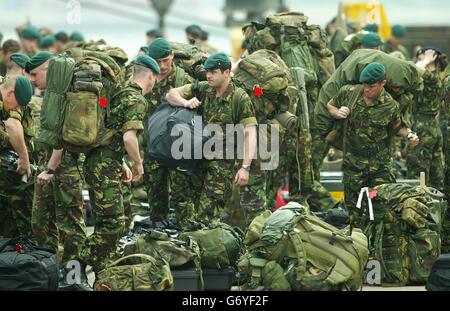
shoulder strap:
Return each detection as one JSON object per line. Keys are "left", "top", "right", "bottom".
{"left": 343, "top": 85, "right": 363, "bottom": 156}
{"left": 231, "top": 86, "right": 247, "bottom": 124}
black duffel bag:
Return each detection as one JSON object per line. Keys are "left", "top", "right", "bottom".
{"left": 146, "top": 80, "right": 208, "bottom": 176}
{"left": 0, "top": 237, "right": 58, "bottom": 291}
{"left": 426, "top": 254, "right": 450, "bottom": 291}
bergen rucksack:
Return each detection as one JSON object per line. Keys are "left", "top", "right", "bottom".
{"left": 234, "top": 49, "right": 298, "bottom": 123}
{"left": 171, "top": 42, "right": 207, "bottom": 81}
{"left": 238, "top": 202, "right": 369, "bottom": 291}
{"left": 37, "top": 48, "right": 122, "bottom": 153}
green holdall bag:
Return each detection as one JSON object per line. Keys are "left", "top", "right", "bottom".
{"left": 94, "top": 254, "right": 173, "bottom": 291}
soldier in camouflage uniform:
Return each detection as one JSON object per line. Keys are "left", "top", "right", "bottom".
{"left": 0, "top": 75, "right": 33, "bottom": 237}
{"left": 27, "top": 53, "right": 88, "bottom": 291}
{"left": 81, "top": 55, "right": 159, "bottom": 273}
{"left": 167, "top": 52, "right": 257, "bottom": 224}
{"left": 382, "top": 25, "right": 410, "bottom": 60}
{"left": 327, "top": 63, "right": 419, "bottom": 228}
{"left": 143, "top": 38, "right": 202, "bottom": 227}
{"left": 19, "top": 26, "right": 41, "bottom": 58}
{"left": 406, "top": 48, "right": 445, "bottom": 191}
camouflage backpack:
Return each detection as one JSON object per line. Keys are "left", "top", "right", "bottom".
{"left": 238, "top": 202, "right": 369, "bottom": 291}
{"left": 171, "top": 42, "right": 207, "bottom": 81}
{"left": 365, "top": 183, "right": 446, "bottom": 285}
{"left": 38, "top": 48, "right": 122, "bottom": 153}
{"left": 233, "top": 49, "right": 298, "bottom": 124}
{"left": 179, "top": 223, "right": 244, "bottom": 269}
{"left": 94, "top": 253, "right": 173, "bottom": 291}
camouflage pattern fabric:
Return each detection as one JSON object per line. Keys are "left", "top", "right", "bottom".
{"left": 142, "top": 65, "right": 199, "bottom": 227}
{"left": 31, "top": 152, "right": 87, "bottom": 266}
{"left": 406, "top": 70, "right": 445, "bottom": 191}
{"left": 331, "top": 85, "right": 402, "bottom": 227}
{"left": 181, "top": 80, "right": 257, "bottom": 224}
{"left": 81, "top": 80, "right": 146, "bottom": 272}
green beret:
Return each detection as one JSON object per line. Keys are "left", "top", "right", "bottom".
{"left": 20, "top": 26, "right": 41, "bottom": 40}
{"left": 132, "top": 55, "right": 160, "bottom": 74}
{"left": 392, "top": 24, "right": 406, "bottom": 38}
{"left": 70, "top": 31, "right": 85, "bottom": 42}
{"left": 363, "top": 23, "right": 379, "bottom": 33}
{"left": 139, "top": 46, "right": 149, "bottom": 54}
{"left": 147, "top": 38, "right": 172, "bottom": 60}
{"left": 25, "top": 51, "right": 53, "bottom": 73}
{"left": 360, "top": 62, "right": 386, "bottom": 84}
{"left": 10, "top": 53, "right": 30, "bottom": 69}
{"left": 362, "top": 33, "right": 382, "bottom": 48}
{"left": 204, "top": 52, "right": 231, "bottom": 70}
{"left": 146, "top": 28, "right": 163, "bottom": 38}
{"left": 39, "top": 35, "right": 56, "bottom": 49}
{"left": 54, "top": 31, "right": 68, "bottom": 41}
{"left": 185, "top": 24, "right": 202, "bottom": 34}
{"left": 14, "top": 76, "right": 33, "bottom": 107}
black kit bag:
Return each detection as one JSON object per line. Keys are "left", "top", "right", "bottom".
{"left": 0, "top": 237, "right": 58, "bottom": 291}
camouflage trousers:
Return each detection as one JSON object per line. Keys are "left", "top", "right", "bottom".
{"left": 406, "top": 120, "right": 445, "bottom": 191}
{"left": 144, "top": 159, "right": 203, "bottom": 229}
{"left": 31, "top": 152, "right": 87, "bottom": 266}
{"left": 0, "top": 164, "right": 33, "bottom": 238}
{"left": 266, "top": 128, "right": 335, "bottom": 211}
{"left": 82, "top": 147, "right": 126, "bottom": 272}
{"left": 198, "top": 160, "right": 236, "bottom": 224}
{"left": 343, "top": 152, "right": 396, "bottom": 228}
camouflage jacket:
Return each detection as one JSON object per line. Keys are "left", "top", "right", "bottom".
{"left": 0, "top": 78, "right": 34, "bottom": 154}
{"left": 145, "top": 64, "right": 193, "bottom": 117}
{"left": 331, "top": 85, "right": 402, "bottom": 156}
{"left": 413, "top": 69, "right": 445, "bottom": 122}
{"left": 105, "top": 80, "right": 147, "bottom": 153}
{"left": 181, "top": 79, "right": 257, "bottom": 156}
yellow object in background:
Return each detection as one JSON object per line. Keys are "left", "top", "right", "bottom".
{"left": 342, "top": 1, "right": 391, "bottom": 40}
{"left": 229, "top": 26, "right": 245, "bottom": 61}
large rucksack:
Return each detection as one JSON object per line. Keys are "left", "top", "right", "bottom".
{"left": 233, "top": 49, "right": 298, "bottom": 124}
{"left": 365, "top": 183, "right": 447, "bottom": 285}
{"left": 37, "top": 48, "right": 122, "bottom": 153}
{"left": 243, "top": 12, "right": 335, "bottom": 87}
{"left": 315, "top": 49, "right": 424, "bottom": 139}
{"left": 0, "top": 237, "right": 58, "bottom": 291}
{"left": 94, "top": 253, "right": 173, "bottom": 291}
{"left": 238, "top": 202, "right": 369, "bottom": 291}
{"left": 179, "top": 223, "right": 244, "bottom": 270}
{"left": 171, "top": 42, "right": 207, "bottom": 81}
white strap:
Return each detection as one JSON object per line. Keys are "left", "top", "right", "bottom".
{"left": 356, "top": 187, "right": 374, "bottom": 221}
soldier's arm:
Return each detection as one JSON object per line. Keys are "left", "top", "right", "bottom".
{"left": 123, "top": 130, "right": 143, "bottom": 182}
{"left": 4, "top": 117, "right": 30, "bottom": 174}
{"left": 327, "top": 99, "right": 349, "bottom": 119}
{"left": 166, "top": 85, "right": 200, "bottom": 109}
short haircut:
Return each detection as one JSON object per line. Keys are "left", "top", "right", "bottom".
{"left": 132, "top": 63, "right": 151, "bottom": 78}
{"left": 2, "top": 39, "right": 21, "bottom": 54}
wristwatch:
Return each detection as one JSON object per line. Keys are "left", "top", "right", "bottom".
{"left": 242, "top": 164, "right": 251, "bottom": 172}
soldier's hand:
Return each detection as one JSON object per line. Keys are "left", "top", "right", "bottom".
{"left": 184, "top": 97, "right": 201, "bottom": 109}
{"left": 132, "top": 161, "right": 144, "bottom": 182}
{"left": 16, "top": 157, "right": 30, "bottom": 176}
{"left": 234, "top": 168, "right": 249, "bottom": 187}
{"left": 423, "top": 49, "right": 438, "bottom": 66}
{"left": 407, "top": 132, "right": 420, "bottom": 147}
{"left": 336, "top": 106, "right": 350, "bottom": 119}
{"left": 122, "top": 163, "right": 133, "bottom": 184}
{"left": 37, "top": 171, "right": 54, "bottom": 185}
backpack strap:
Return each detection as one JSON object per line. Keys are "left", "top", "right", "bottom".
{"left": 343, "top": 84, "right": 363, "bottom": 157}
{"left": 231, "top": 86, "right": 247, "bottom": 124}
